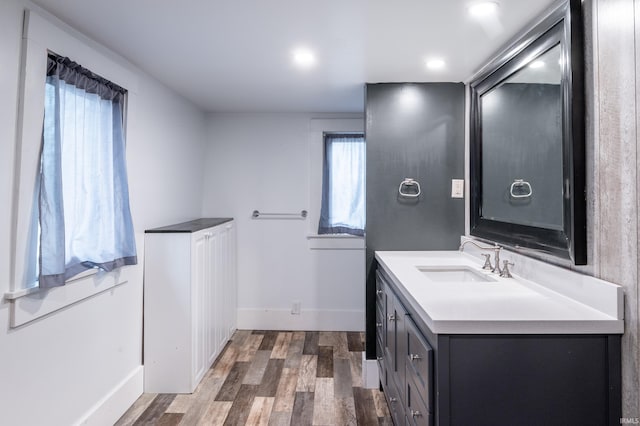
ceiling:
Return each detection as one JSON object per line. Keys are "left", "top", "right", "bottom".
{"left": 31, "top": 0, "right": 557, "bottom": 113}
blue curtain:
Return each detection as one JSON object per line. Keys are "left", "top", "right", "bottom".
{"left": 318, "top": 133, "right": 365, "bottom": 236}
{"left": 39, "top": 54, "right": 137, "bottom": 288}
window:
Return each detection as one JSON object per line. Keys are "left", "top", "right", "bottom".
{"left": 318, "top": 133, "right": 365, "bottom": 236}
{"left": 37, "top": 53, "right": 137, "bottom": 288}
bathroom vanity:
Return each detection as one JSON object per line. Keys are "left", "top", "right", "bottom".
{"left": 375, "top": 250, "right": 623, "bottom": 426}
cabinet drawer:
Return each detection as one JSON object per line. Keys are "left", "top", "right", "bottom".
{"left": 385, "top": 376, "right": 406, "bottom": 426}
{"left": 406, "top": 369, "right": 432, "bottom": 426}
{"left": 375, "top": 271, "right": 385, "bottom": 307}
{"left": 376, "top": 328, "right": 386, "bottom": 387}
{"left": 376, "top": 303, "right": 385, "bottom": 338}
{"left": 406, "top": 316, "right": 433, "bottom": 412}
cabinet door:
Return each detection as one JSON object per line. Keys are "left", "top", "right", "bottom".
{"left": 221, "top": 222, "right": 236, "bottom": 342}
{"left": 216, "top": 226, "right": 229, "bottom": 348}
{"left": 394, "top": 296, "right": 407, "bottom": 406}
{"left": 192, "top": 231, "right": 208, "bottom": 385}
{"left": 383, "top": 288, "right": 394, "bottom": 373}
{"left": 406, "top": 316, "right": 433, "bottom": 413}
{"left": 385, "top": 289, "right": 408, "bottom": 405}
{"left": 207, "top": 229, "right": 219, "bottom": 366}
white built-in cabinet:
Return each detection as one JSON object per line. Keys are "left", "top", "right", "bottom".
{"left": 143, "top": 218, "right": 237, "bottom": 393}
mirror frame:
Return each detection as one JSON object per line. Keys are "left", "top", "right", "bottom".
{"left": 469, "top": 0, "right": 586, "bottom": 264}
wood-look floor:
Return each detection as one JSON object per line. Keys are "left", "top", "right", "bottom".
{"left": 117, "top": 330, "right": 392, "bottom": 425}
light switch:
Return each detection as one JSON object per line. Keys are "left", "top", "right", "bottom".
{"left": 451, "top": 179, "right": 464, "bottom": 198}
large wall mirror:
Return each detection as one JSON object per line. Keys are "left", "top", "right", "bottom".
{"left": 469, "top": 0, "right": 586, "bottom": 264}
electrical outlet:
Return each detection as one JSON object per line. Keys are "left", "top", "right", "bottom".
{"left": 291, "top": 300, "right": 301, "bottom": 315}
{"left": 451, "top": 179, "right": 464, "bottom": 198}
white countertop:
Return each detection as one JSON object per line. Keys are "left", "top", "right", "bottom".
{"left": 375, "top": 250, "right": 624, "bottom": 334}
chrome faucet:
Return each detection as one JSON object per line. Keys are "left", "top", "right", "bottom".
{"left": 500, "top": 260, "right": 514, "bottom": 278}
{"left": 459, "top": 240, "right": 503, "bottom": 274}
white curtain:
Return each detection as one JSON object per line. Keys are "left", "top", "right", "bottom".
{"left": 39, "top": 55, "right": 136, "bottom": 288}
{"left": 318, "top": 134, "right": 365, "bottom": 235}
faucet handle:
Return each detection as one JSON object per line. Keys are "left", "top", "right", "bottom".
{"left": 500, "top": 260, "right": 514, "bottom": 278}
{"left": 481, "top": 253, "right": 492, "bottom": 270}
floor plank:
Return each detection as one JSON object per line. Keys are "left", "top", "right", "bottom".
{"left": 335, "top": 396, "right": 358, "bottom": 426}
{"left": 333, "top": 358, "right": 354, "bottom": 398}
{"left": 316, "top": 346, "right": 334, "bottom": 378}
{"left": 258, "top": 331, "right": 279, "bottom": 351}
{"left": 347, "top": 331, "right": 365, "bottom": 352}
{"left": 291, "top": 391, "right": 315, "bottom": 426}
{"left": 296, "top": 355, "right": 317, "bottom": 392}
{"left": 115, "top": 393, "right": 157, "bottom": 425}
{"left": 243, "top": 350, "right": 271, "bottom": 385}
{"left": 349, "top": 352, "right": 363, "bottom": 388}
{"left": 372, "top": 388, "right": 391, "bottom": 418}
{"left": 133, "top": 394, "right": 176, "bottom": 425}
{"left": 236, "top": 333, "right": 264, "bottom": 363}
{"left": 165, "top": 394, "right": 192, "bottom": 414}
{"left": 284, "top": 335, "right": 304, "bottom": 369}
{"left": 292, "top": 331, "right": 306, "bottom": 341}
{"left": 215, "top": 362, "right": 250, "bottom": 401}
{"left": 273, "top": 367, "right": 298, "bottom": 412}
{"left": 318, "top": 331, "right": 334, "bottom": 346}
{"left": 257, "top": 359, "right": 285, "bottom": 397}
{"left": 353, "top": 387, "right": 379, "bottom": 426}
{"left": 156, "top": 412, "right": 183, "bottom": 426}
{"left": 267, "top": 411, "right": 292, "bottom": 426}
{"left": 271, "top": 332, "right": 293, "bottom": 359}
{"left": 246, "top": 396, "right": 275, "bottom": 426}
{"left": 333, "top": 332, "right": 351, "bottom": 359}
{"left": 302, "top": 331, "right": 319, "bottom": 355}
{"left": 211, "top": 345, "right": 239, "bottom": 378}
{"left": 319, "top": 332, "right": 349, "bottom": 359}
{"left": 197, "top": 401, "right": 232, "bottom": 426}
{"left": 177, "top": 376, "right": 226, "bottom": 424}
{"left": 223, "top": 384, "right": 258, "bottom": 425}
{"left": 312, "top": 378, "right": 335, "bottom": 425}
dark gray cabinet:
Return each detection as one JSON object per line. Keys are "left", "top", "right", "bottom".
{"left": 376, "top": 267, "right": 621, "bottom": 426}
{"left": 378, "top": 270, "right": 433, "bottom": 426}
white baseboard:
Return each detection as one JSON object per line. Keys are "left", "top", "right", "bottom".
{"left": 362, "top": 353, "right": 380, "bottom": 389}
{"left": 75, "top": 366, "right": 143, "bottom": 426}
{"left": 237, "top": 308, "right": 364, "bottom": 331}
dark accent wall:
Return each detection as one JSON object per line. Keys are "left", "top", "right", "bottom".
{"left": 481, "top": 83, "right": 564, "bottom": 230}
{"left": 365, "top": 83, "right": 466, "bottom": 358}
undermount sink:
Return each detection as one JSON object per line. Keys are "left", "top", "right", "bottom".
{"left": 417, "top": 266, "right": 496, "bottom": 282}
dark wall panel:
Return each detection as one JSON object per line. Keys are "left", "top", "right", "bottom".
{"left": 365, "top": 83, "right": 466, "bottom": 358}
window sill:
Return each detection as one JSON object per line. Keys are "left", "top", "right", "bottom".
{"left": 307, "top": 234, "right": 365, "bottom": 250}
{"left": 4, "top": 267, "right": 135, "bottom": 328}
{"left": 4, "top": 269, "right": 99, "bottom": 300}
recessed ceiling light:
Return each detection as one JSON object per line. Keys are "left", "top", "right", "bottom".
{"left": 529, "top": 60, "right": 545, "bottom": 69}
{"left": 426, "top": 58, "right": 446, "bottom": 70}
{"left": 292, "top": 48, "right": 316, "bottom": 69}
{"left": 468, "top": 1, "right": 499, "bottom": 18}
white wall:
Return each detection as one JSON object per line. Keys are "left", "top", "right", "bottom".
{"left": 202, "top": 113, "right": 366, "bottom": 331}
{"left": 0, "top": 1, "right": 208, "bottom": 424}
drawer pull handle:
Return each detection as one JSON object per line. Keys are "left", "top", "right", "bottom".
{"left": 376, "top": 322, "right": 383, "bottom": 328}
{"left": 411, "top": 410, "right": 422, "bottom": 418}
{"left": 389, "top": 397, "right": 398, "bottom": 403}
{"left": 376, "top": 289, "right": 383, "bottom": 295}
{"left": 388, "top": 314, "right": 396, "bottom": 322}
{"left": 410, "top": 353, "right": 421, "bottom": 361}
